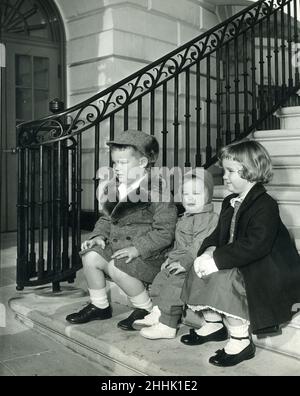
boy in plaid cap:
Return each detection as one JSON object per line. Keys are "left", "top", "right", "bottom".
{"left": 66, "top": 130, "right": 177, "bottom": 330}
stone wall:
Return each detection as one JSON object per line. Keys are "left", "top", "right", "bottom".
{"left": 55, "top": 0, "right": 219, "bottom": 106}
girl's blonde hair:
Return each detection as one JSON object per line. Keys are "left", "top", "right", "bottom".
{"left": 219, "top": 139, "right": 273, "bottom": 184}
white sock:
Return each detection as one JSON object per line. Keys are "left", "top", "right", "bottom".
{"left": 89, "top": 288, "right": 109, "bottom": 309}
{"left": 225, "top": 321, "right": 250, "bottom": 355}
{"left": 129, "top": 290, "right": 152, "bottom": 312}
{"left": 196, "top": 310, "right": 223, "bottom": 336}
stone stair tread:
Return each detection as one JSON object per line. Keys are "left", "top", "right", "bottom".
{"left": 8, "top": 291, "right": 300, "bottom": 376}
{"left": 270, "top": 155, "right": 300, "bottom": 167}
{"left": 254, "top": 129, "right": 300, "bottom": 139}
{"left": 276, "top": 106, "right": 300, "bottom": 115}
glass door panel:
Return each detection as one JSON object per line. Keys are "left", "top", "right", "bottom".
{"left": 16, "top": 87, "right": 32, "bottom": 121}
{"left": 2, "top": 41, "right": 60, "bottom": 231}
{"left": 34, "top": 57, "right": 49, "bottom": 89}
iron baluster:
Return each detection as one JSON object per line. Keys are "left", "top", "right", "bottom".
{"left": 195, "top": 60, "right": 202, "bottom": 166}
{"left": 225, "top": 42, "right": 231, "bottom": 144}
{"left": 184, "top": 70, "right": 191, "bottom": 167}
{"left": 274, "top": 11, "right": 280, "bottom": 105}
{"left": 162, "top": 82, "right": 168, "bottom": 167}
{"left": 94, "top": 124, "right": 100, "bottom": 218}
{"left": 266, "top": 13, "right": 273, "bottom": 129}
{"left": 124, "top": 106, "right": 129, "bottom": 131}
{"left": 62, "top": 142, "right": 70, "bottom": 272}
{"left": 206, "top": 55, "right": 212, "bottom": 162}
{"left": 150, "top": 91, "right": 155, "bottom": 136}
{"left": 25, "top": 148, "right": 30, "bottom": 282}
{"left": 234, "top": 36, "right": 241, "bottom": 138}
{"left": 173, "top": 75, "right": 179, "bottom": 167}
{"left": 76, "top": 134, "right": 82, "bottom": 269}
{"left": 242, "top": 32, "right": 249, "bottom": 132}
{"left": 281, "top": 5, "right": 287, "bottom": 102}
{"left": 109, "top": 114, "right": 115, "bottom": 168}
{"left": 38, "top": 145, "right": 45, "bottom": 279}
{"left": 250, "top": 26, "right": 257, "bottom": 128}
{"left": 71, "top": 141, "right": 77, "bottom": 268}
{"left": 216, "top": 49, "right": 222, "bottom": 153}
{"left": 294, "top": 0, "right": 300, "bottom": 86}
{"left": 29, "top": 148, "right": 36, "bottom": 276}
{"left": 259, "top": 21, "right": 265, "bottom": 127}
{"left": 46, "top": 146, "right": 53, "bottom": 272}
{"left": 137, "top": 97, "right": 142, "bottom": 131}
{"left": 288, "top": 1, "right": 294, "bottom": 94}
{"left": 16, "top": 147, "right": 26, "bottom": 290}
{"left": 53, "top": 141, "right": 62, "bottom": 290}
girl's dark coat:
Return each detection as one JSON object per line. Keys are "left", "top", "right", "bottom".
{"left": 197, "top": 183, "right": 300, "bottom": 333}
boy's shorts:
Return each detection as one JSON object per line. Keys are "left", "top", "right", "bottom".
{"left": 79, "top": 242, "right": 163, "bottom": 284}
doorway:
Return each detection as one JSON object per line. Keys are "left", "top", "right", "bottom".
{"left": 0, "top": 0, "right": 65, "bottom": 232}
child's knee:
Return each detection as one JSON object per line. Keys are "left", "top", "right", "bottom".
{"left": 82, "top": 251, "right": 105, "bottom": 270}
{"left": 108, "top": 260, "right": 131, "bottom": 283}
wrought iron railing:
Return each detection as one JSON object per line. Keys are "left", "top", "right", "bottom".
{"left": 16, "top": 0, "right": 300, "bottom": 290}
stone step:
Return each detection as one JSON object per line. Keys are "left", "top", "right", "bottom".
{"left": 8, "top": 289, "right": 300, "bottom": 375}
{"left": 271, "top": 165, "right": 300, "bottom": 186}
{"left": 253, "top": 129, "right": 300, "bottom": 156}
{"left": 253, "top": 129, "right": 300, "bottom": 139}
{"left": 275, "top": 107, "right": 300, "bottom": 130}
{"left": 271, "top": 155, "right": 300, "bottom": 167}
{"left": 254, "top": 313, "right": 300, "bottom": 361}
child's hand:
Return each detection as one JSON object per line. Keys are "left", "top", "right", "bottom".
{"left": 194, "top": 255, "right": 218, "bottom": 278}
{"left": 166, "top": 261, "right": 186, "bottom": 275}
{"left": 111, "top": 246, "right": 140, "bottom": 263}
{"left": 81, "top": 237, "right": 105, "bottom": 251}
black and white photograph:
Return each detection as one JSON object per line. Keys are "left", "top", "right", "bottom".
{"left": 1, "top": 0, "right": 300, "bottom": 378}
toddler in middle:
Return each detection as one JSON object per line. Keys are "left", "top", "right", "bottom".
{"left": 133, "top": 169, "right": 219, "bottom": 339}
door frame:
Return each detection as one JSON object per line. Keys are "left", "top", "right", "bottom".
{"left": 1, "top": 23, "right": 66, "bottom": 232}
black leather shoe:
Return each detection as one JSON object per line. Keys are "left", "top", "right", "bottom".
{"left": 180, "top": 327, "right": 228, "bottom": 346}
{"left": 117, "top": 308, "right": 149, "bottom": 331}
{"left": 209, "top": 341, "right": 256, "bottom": 367}
{"left": 66, "top": 303, "right": 112, "bottom": 324}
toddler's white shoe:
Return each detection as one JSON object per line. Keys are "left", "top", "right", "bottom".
{"left": 140, "top": 322, "right": 176, "bottom": 339}
{"left": 133, "top": 305, "right": 161, "bottom": 330}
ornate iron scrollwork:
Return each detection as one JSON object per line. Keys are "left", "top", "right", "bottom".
{"left": 17, "top": 0, "right": 293, "bottom": 147}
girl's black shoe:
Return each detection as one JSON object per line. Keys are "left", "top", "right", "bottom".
{"left": 180, "top": 326, "right": 228, "bottom": 346}
{"left": 209, "top": 338, "right": 256, "bottom": 367}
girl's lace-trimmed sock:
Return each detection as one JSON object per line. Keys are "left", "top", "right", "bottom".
{"left": 196, "top": 310, "right": 224, "bottom": 336}
{"left": 224, "top": 321, "right": 250, "bottom": 354}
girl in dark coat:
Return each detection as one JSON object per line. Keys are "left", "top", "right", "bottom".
{"left": 180, "top": 140, "right": 300, "bottom": 367}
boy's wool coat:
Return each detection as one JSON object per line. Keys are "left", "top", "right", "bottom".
{"left": 88, "top": 176, "right": 177, "bottom": 283}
